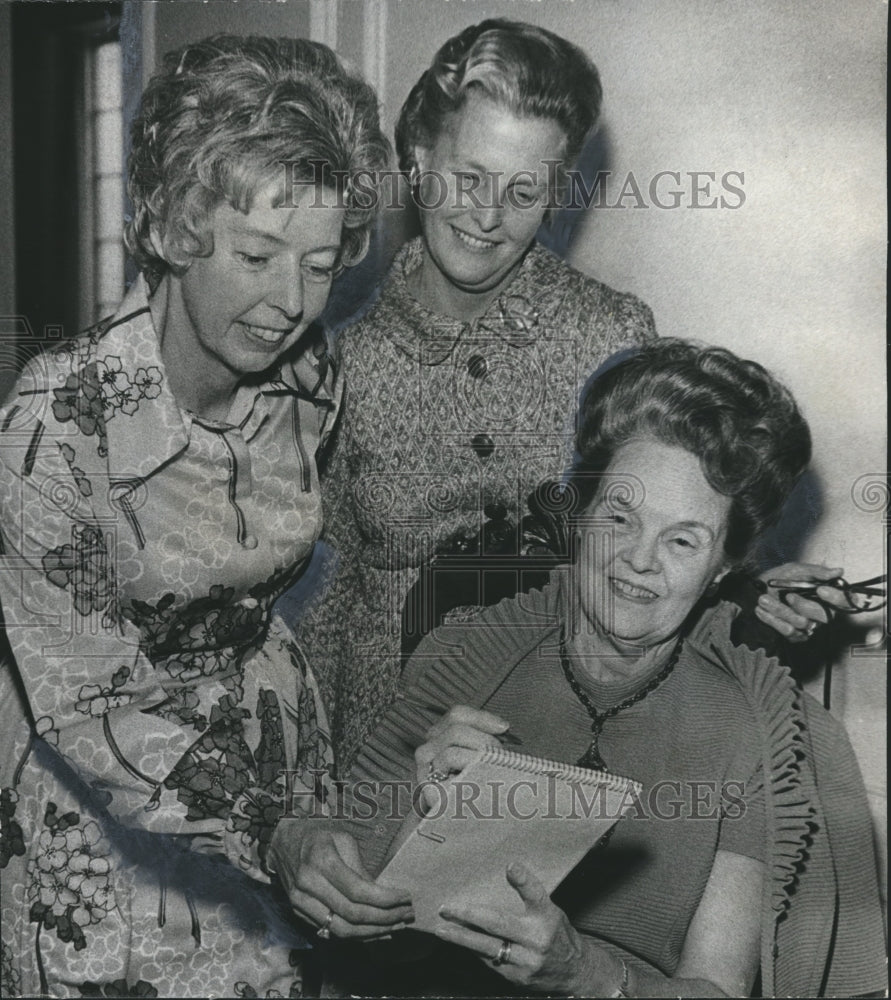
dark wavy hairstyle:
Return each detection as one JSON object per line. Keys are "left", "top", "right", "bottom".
{"left": 126, "top": 34, "right": 391, "bottom": 283}
{"left": 570, "top": 340, "right": 812, "bottom": 562}
{"left": 395, "top": 19, "right": 601, "bottom": 191}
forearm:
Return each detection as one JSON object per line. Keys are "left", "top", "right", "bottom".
{"left": 0, "top": 560, "right": 294, "bottom": 882}
{"left": 572, "top": 936, "right": 731, "bottom": 999}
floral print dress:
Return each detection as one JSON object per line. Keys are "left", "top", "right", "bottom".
{"left": 0, "top": 278, "right": 338, "bottom": 998}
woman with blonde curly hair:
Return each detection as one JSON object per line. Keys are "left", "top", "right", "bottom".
{"left": 0, "top": 35, "right": 410, "bottom": 998}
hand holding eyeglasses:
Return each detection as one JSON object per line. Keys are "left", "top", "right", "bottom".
{"left": 754, "top": 563, "right": 887, "bottom": 643}
{"left": 769, "top": 573, "right": 886, "bottom": 613}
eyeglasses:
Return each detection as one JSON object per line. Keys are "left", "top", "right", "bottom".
{"left": 766, "top": 574, "right": 887, "bottom": 614}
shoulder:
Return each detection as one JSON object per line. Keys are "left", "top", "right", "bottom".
{"left": 0, "top": 297, "right": 155, "bottom": 477}
{"left": 9, "top": 319, "right": 108, "bottom": 390}
{"left": 0, "top": 334, "right": 94, "bottom": 451}
{"left": 521, "top": 245, "right": 657, "bottom": 369}
{"left": 652, "top": 611, "right": 763, "bottom": 736}
{"left": 529, "top": 244, "right": 655, "bottom": 327}
{"left": 0, "top": 340, "right": 100, "bottom": 515}
{"left": 680, "top": 600, "right": 817, "bottom": 772}
{"left": 684, "top": 602, "right": 778, "bottom": 707}
{"left": 403, "top": 574, "right": 562, "bottom": 692}
{"left": 672, "top": 643, "right": 761, "bottom": 736}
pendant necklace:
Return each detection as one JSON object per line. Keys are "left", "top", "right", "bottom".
{"left": 558, "top": 634, "right": 684, "bottom": 772}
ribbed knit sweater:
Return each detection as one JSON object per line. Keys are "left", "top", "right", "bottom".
{"left": 345, "top": 571, "right": 885, "bottom": 997}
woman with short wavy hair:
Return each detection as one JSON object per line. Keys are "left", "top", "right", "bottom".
{"left": 0, "top": 34, "right": 408, "bottom": 998}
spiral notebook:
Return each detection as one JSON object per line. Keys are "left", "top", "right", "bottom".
{"left": 376, "top": 745, "right": 642, "bottom": 933}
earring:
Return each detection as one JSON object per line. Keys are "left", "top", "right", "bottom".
{"left": 409, "top": 164, "right": 421, "bottom": 189}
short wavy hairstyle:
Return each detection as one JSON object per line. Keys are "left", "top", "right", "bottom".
{"left": 570, "top": 340, "right": 812, "bottom": 562}
{"left": 126, "top": 34, "right": 391, "bottom": 283}
{"left": 395, "top": 19, "right": 601, "bottom": 187}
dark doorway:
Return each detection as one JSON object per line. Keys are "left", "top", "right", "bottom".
{"left": 11, "top": 0, "right": 122, "bottom": 366}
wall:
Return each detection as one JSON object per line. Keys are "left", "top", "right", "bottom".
{"left": 150, "top": 0, "right": 311, "bottom": 69}
{"left": 135, "top": 0, "right": 887, "bottom": 889}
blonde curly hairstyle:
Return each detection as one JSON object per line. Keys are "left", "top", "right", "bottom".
{"left": 126, "top": 35, "right": 391, "bottom": 283}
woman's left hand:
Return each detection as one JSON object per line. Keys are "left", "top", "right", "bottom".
{"left": 436, "top": 861, "right": 615, "bottom": 995}
{"left": 756, "top": 562, "right": 849, "bottom": 642}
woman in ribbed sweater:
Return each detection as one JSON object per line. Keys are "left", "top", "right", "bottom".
{"left": 344, "top": 339, "right": 885, "bottom": 998}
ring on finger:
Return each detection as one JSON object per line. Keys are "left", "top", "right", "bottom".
{"left": 804, "top": 621, "right": 818, "bottom": 637}
{"left": 316, "top": 910, "right": 334, "bottom": 940}
{"left": 428, "top": 761, "right": 450, "bottom": 783}
{"left": 492, "top": 938, "right": 511, "bottom": 966}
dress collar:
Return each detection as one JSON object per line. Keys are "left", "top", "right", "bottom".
{"left": 374, "top": 237, "right": 571, "bottom": 365}
{"left": 98, "top": 277, "right": 336, "bottom": 479}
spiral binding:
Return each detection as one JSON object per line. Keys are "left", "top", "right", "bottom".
{"left": 480, "top": 745, "right": 642, "bottom": 795}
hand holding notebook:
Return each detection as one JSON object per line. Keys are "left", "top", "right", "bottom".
{"left": 376, "top": 744, "right": 642, "bottom": 934}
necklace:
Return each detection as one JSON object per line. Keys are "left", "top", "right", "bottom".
{"left": 559, "top": 633, "right": 684, "bottom": 772}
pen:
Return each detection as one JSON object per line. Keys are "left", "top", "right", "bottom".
{"left": 393, "top": 694, "right": 523, "bottom": 746}
{"left": 497, "top": 730, "right": 524, "bottom": 746}
{"left": 393, "top": 693, "right": 448, "bottom": 715}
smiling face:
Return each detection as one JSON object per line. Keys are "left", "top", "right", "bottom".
{"left": 577, "top": 439, "right": 732, "bottom": 650}
{"left": 413, "top": 91, "right": 567, "bottom": 314}
{"left": 162, "top": 180, "right": 344, "bottom": 402}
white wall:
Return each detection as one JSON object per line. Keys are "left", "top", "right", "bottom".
{"left": 150, "top": 0, "right": 312, "bottom": 70}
